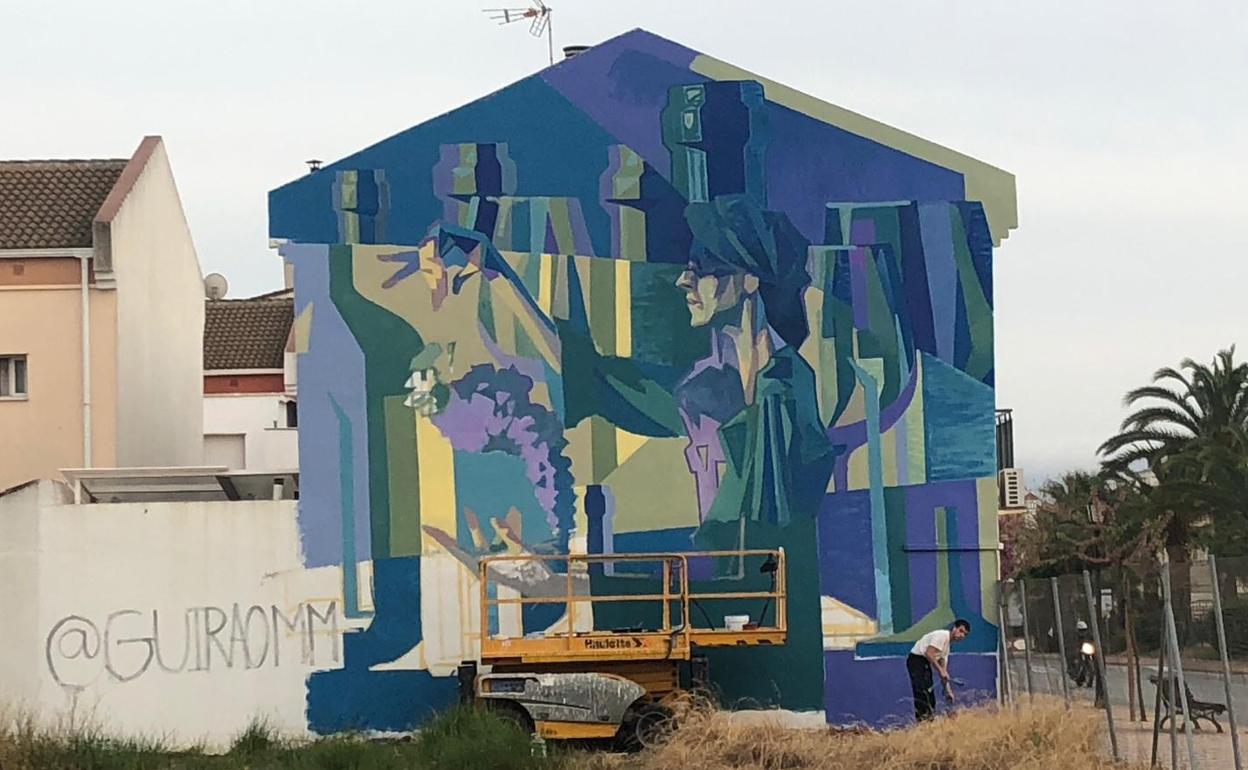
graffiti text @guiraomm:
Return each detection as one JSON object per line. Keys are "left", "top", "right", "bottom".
{"left": 45, "top": 601, "right": 340, "bottom": 690}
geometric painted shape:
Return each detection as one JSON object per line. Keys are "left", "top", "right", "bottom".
{"left": 920, "top": 352, "right": 997, "bottom": 482}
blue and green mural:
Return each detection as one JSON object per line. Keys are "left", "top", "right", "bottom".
{"left": 268, "top": 28, "right": 1016, "bottom": 730}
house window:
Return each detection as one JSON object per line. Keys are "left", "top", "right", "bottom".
{"left": 284, "top": 399, "right": 298, "bottom": 429}
{"left": 0, "top": 355, "right": 27, "bottom": 398}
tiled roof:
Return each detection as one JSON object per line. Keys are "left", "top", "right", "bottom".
{"left": 204, "top": 297, "right": 294, "bottom": 370}
{"left": 0, "top": 159, "right": 127, "bottom": 250}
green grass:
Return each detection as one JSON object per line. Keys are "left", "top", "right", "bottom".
{"left": 226, "top": 719, "right": 280, "bottom": 758}
{"left": 0, "top": 707, "right": 566, "bottom": 770}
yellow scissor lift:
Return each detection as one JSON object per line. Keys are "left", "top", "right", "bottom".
{"left": 459, "top": 549, "right": 787, "bottom": 747}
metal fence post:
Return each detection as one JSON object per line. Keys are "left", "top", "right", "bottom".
{"left": 1051, "top": 576, "right": 1072, "bottom": 706}
{"left": 1210, "top": 555, "right": 1243, "bottom": 770}
{"left": 1170, "top": 667, "right": 1179, "bottom": 770}
{"left": 1084, "top": 570, "right": 1119, "bottom": 759}
{"left": 1020, "top": 578, "right": 1035, "bottom": 702}
{"left": 1150, "top": 613, "right": 1166, "bottom": 767}
{"left": 998, "top": 581, "right": 1013, "bottom": 705}
{"left": 1162, "top": 564, "right": 1199, "bottom": 770}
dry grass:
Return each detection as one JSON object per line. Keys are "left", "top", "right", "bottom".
{"left": 1, "top": 698, "right": 1143, "bottom": 770}
{"left": 573, "top": 699, "right": 1143, "bottom": 770}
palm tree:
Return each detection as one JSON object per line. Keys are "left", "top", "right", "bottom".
{"left": 1099, "top": 347, "right": 1248, "bottom": 472}
{"left": 1099, "top": 348, "right": 1248, "bottom": 556}
{"left": 1039, "top": 470, "right": 1104, "bottom": 514}
{"left": 1013, "top": 470, "right": 1110, "bottom": 576}
{"left": 1161, "top": 429, "right": 1248, "bottom": 553}
{"left": 1099, "top": 348, "right": 1248, "bottom": 631}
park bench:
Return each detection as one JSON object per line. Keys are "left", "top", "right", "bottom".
{"left": 1148, "top": 674, "right": 1228, "bottom": 733}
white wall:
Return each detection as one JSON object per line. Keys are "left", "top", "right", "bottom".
{"left": 0, "top": 481, "right": 43, "bottom": 704}
{"left": 0, "top": 481, "right": 356, "bottom": 747}
{"left": 110, "top": 140, "right": 205, "bottom": 468}
{"left": 203, "top": 394, "right": 298, "bottom": 470}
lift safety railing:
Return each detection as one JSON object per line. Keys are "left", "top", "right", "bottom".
{"left": 478, "top": 549, "right": 787, "bottom": 663}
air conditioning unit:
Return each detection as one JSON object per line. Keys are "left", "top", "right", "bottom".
{"left": 999, "top": 468, "right": 1025, "bottom": 509}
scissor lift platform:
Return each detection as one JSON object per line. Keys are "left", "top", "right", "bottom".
{"left": 478, "top": 549, "right": 787, "bottom": 667}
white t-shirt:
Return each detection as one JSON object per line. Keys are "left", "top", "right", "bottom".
{"left": 911, "top": 629, "right": 952, "bottom": 662}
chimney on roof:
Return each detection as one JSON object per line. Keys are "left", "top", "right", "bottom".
{"left": 562, "top": 45, "right": 590, "bottom": 59}
{"left": 305, "top": 159, "right": 323, "bottom": 173}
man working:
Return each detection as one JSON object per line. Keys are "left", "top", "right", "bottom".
{"left": 907, "top": 619, "right": 971, "bottom": 721}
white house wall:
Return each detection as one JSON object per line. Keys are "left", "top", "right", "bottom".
{"left": 109, "top": 141, "right": 205, "bottom": 468}
{"left": 203, "top": 394, "right": 298, "bottom": 471}
{"left": 0, "top": 482, "right": 43, "bottom": 703}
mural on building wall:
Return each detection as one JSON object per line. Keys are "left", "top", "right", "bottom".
{"left": 271, "top": 29, "right": 1008, "bottom": 731}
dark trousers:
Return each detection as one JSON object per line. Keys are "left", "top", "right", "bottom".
{"left": 907, "top": 653, "right": 935, "bottom": 721}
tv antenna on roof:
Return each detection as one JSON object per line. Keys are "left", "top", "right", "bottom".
{"left": 484, "top": 1, "right": 554, "bottom": 65}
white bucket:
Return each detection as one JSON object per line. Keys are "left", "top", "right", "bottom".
{"left": 724, "top": 614, "right": 750, "bottom": 631}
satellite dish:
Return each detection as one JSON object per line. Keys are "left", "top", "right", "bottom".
{"left": 204, "top": 273, "right": 229, "bottom": 300}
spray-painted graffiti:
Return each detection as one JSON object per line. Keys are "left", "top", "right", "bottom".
{"left": 269, "top": 28, "right": 1015, "bottom": 730}
{"left": 45, "top": 601, "right": 340, "bottom": 690}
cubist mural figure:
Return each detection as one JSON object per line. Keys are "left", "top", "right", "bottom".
{"left": 268, "top": 28, "right": 1017, "bottom": 731}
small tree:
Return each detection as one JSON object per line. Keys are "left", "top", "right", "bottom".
{"left": 1010, "top": 470, "right": 1164, "bottom": 578}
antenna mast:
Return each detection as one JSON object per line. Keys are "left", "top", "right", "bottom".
{"left": 484, "top": 1, "right": 555, "bottom": 65}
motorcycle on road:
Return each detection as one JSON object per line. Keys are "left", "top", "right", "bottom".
{"left": 1066, "top": 620, "right": 1106, "bottom": 706}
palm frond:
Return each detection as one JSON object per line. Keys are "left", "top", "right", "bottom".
{"left": 1121, "top": 385, "right": 1202, "bottom": 423}
{"left": 1098, "top": 427, "right": 1186, "bottom": 455}
{"left": 1119, "top": 405, "right": 1200, "bottom": 436}
{"left": 1152, "top": 366, "right": 1194, "bottom": 393}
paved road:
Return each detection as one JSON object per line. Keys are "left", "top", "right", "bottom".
{"left": 1008, "top": 652, "right": 1248, "bottom": 716}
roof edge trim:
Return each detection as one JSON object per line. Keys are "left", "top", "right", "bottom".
{"left": 95, "top": 136, "right": 162, "bottom": 225}
{"left": 91, "top": 136, "right": 163, "bottom": 274}
{"left": 0, "top": 248, "right": 95, "bottom": 259}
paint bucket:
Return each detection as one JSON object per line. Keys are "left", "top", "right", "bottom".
{"left": 724, "top": 615, "right": 750, "bottom": 631}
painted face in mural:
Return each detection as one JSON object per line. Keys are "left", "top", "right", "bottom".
{"left": 675, "top": 264, "right": 759, "bottom": 327}
{"left": 681, "top": 196, "right": 812, "bottom": 348}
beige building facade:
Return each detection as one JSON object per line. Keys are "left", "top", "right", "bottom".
{"left": 0, "top": 137, "right": 204, "bottom": 490}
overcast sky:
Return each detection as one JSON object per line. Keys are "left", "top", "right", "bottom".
{"left": 3, "top": 1, "right": 1245, "bottom": 482}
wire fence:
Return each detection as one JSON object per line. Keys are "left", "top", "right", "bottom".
{"left": 1000, "top": 557, "right": 1248, "bottom": 769}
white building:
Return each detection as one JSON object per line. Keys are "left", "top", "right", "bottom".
{"left": 0, "top": 137, "right": 205, "bottom": 491}
{"left": 202, "top": 289, "right": 298, "bottom": 471}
